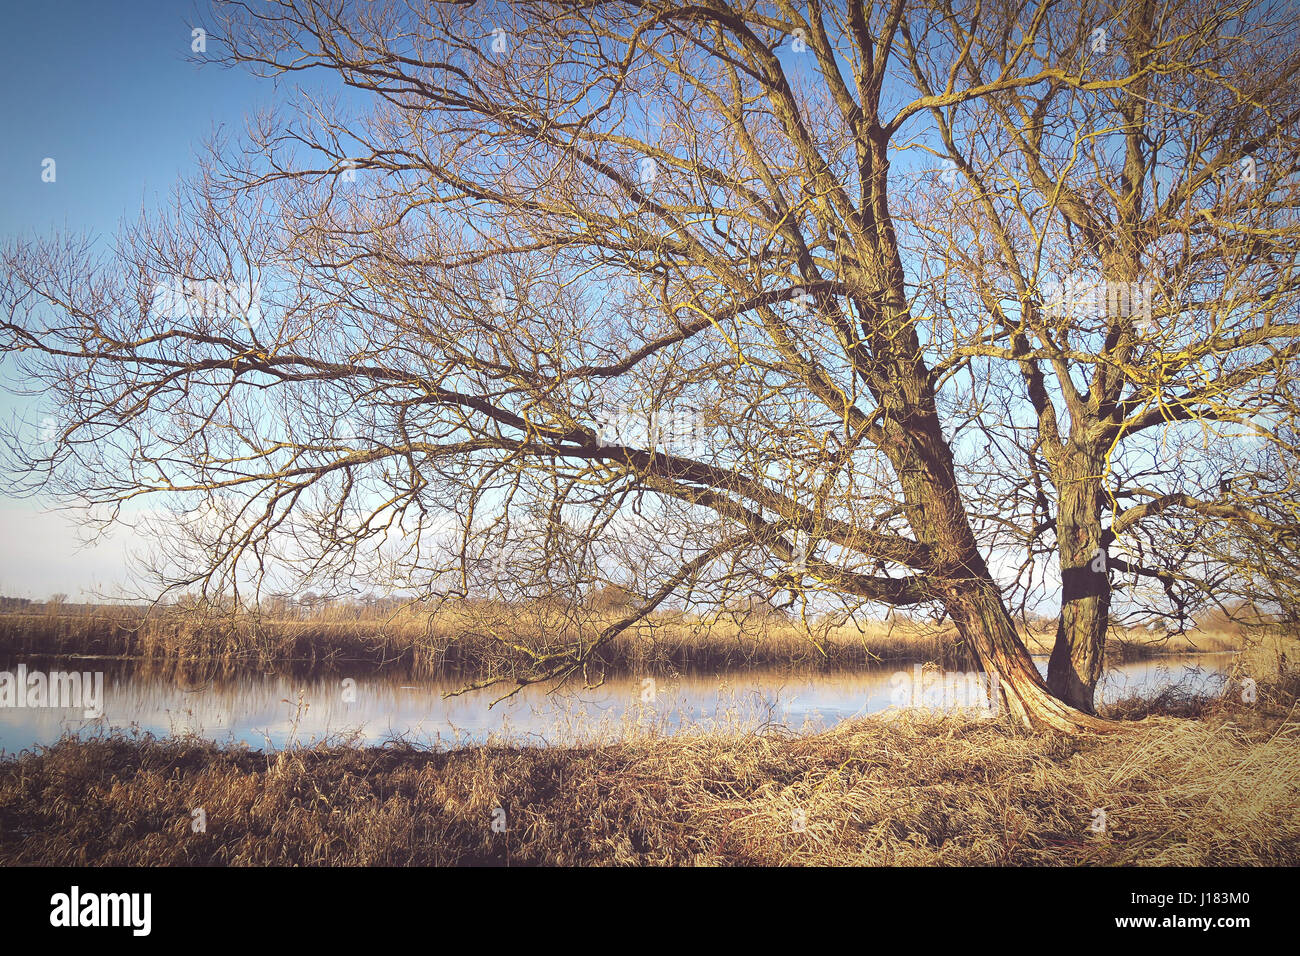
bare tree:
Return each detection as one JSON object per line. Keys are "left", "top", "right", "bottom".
{"left": 900, "top": 0, "right": 1300, "bottom": 709}
{"left": 6, "top": 0, "right": 1300, "bottom": 730}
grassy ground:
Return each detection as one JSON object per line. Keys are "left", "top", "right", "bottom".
{"left": 1, "top": 638, "right": 1294, "bottom": 866}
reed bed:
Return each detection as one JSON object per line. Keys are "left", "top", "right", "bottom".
{"left": 0, "top": 601, "right": 1246, "bottom": 675}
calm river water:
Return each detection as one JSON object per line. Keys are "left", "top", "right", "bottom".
{"left": 0, "top": 652, "right": 1237, "bottom": 753}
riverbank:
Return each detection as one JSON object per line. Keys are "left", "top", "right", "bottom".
{"left": 2, "top": 644, "right": 1295, "bottom": 866}
{"left": 0, "top": 601, "right": 1246, "bottom": 675}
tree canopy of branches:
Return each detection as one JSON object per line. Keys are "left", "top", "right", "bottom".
{"left": 7, "top": 0, "right": 1300, "bottom": 731}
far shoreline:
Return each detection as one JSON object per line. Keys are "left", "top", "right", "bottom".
{"left": 0, "top": 599, "right": 1249, "bottom": 676}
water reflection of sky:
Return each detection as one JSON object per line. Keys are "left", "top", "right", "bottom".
{"left": 0, "top": 653, "right": 1237, "bottom": 754}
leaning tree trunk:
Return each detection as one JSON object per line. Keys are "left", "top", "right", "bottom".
{"left": 886, "top": 401, "right": 1121, "bottom": 733}
{"left": 948, "top": 576, "right": 1121, "bottom": 733}
{"left": 1046, "top": 454, "right": 1111, "bottom": 714}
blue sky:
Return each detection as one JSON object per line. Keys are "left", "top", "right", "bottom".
{"left": 0, "top": 0, "right": 269, "bottom": 598}
{"left": 0, "top": 0, "right": 267, "bottom": 241}
{"left": 0, "top": 3, "right": 1052, "bottom": 606}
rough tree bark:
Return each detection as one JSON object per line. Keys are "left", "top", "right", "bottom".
{"left": 876, "top": 332, "right": 1121, "bottom": 731}
{"left": 1047, "top": 450, "right": 1112, "bottom": 714}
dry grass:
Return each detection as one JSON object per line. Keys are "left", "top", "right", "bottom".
{"left": 1105, "top": 628, "right": 1242, "bottom": 661}
{"left": 0, "top": 601, "right": 1247, "bottom": 675}
{"left": 2, "top": 641, "right": 1295, "bottom": 866}
{"left": 0, "top": 602, "right": 972, "bottom": 673}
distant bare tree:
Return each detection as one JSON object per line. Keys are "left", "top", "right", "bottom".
{"left": 7, "top": 0, "right": 1300, "bottom": 730}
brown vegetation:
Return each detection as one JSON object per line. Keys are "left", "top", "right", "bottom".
{"left": 0, "top": 602, "right": 1244, "bottom": 676}
{"left": 1, "top": 636, "right": 1292, "bottom": 867}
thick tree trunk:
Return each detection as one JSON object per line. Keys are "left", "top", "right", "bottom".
{"left": 948, "top": 577, "right": 1121, "bottom": 733}
{"left": 881, "top": 407, "right": 1121, "bottom": 732}
{"left": 866, "top": 274, "right": 1121, "bottom": 732}
{"left": 1046, "top": 457, "right": 1110, "bottom": 714}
